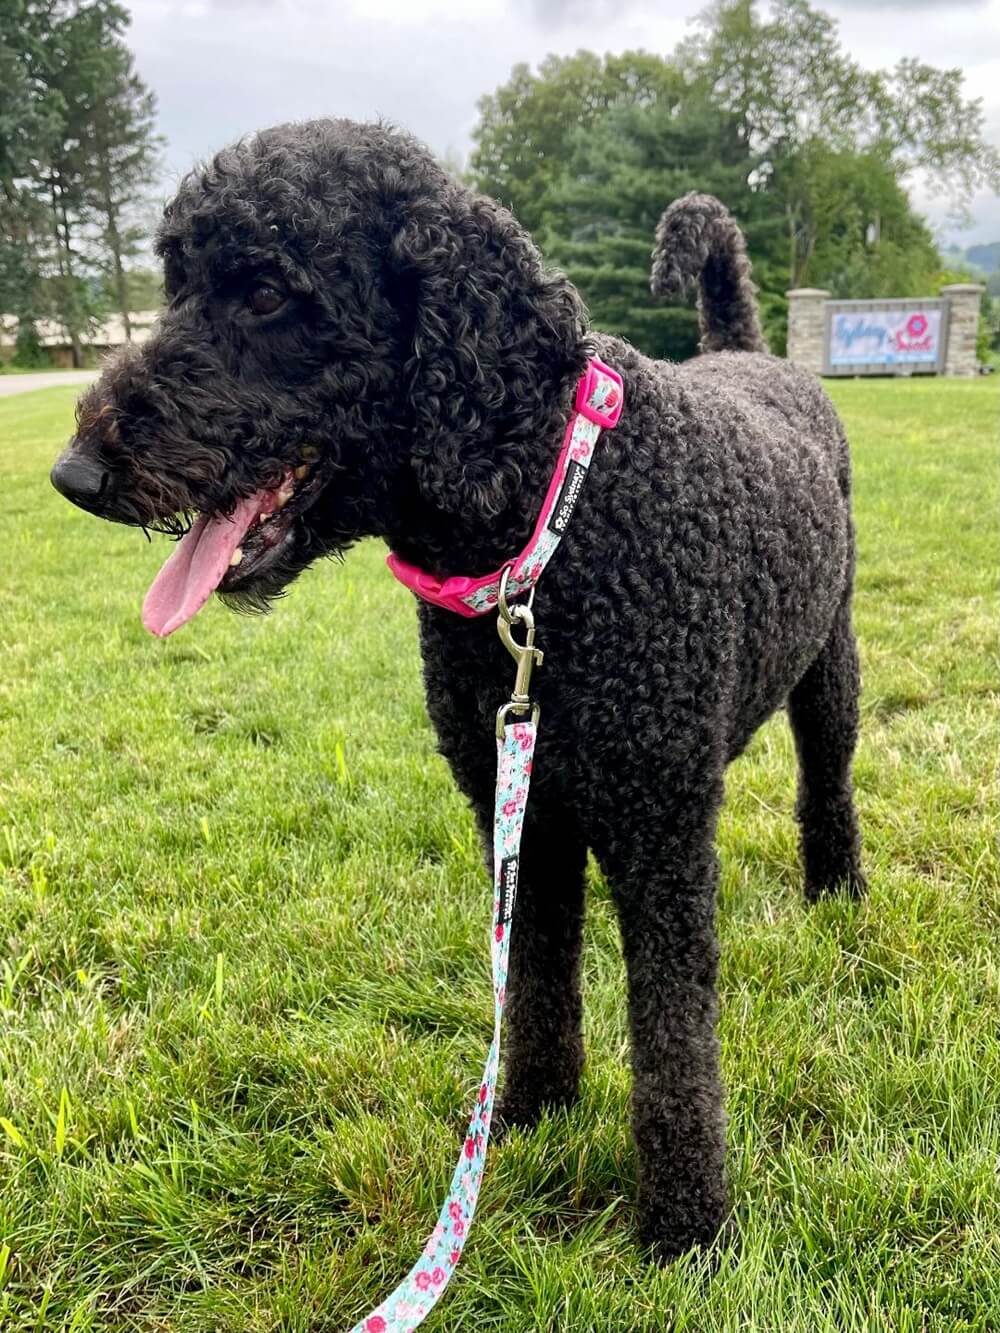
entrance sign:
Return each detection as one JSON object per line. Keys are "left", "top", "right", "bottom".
{"left": 823, "top": 298, "right": 948, "bottom": 376}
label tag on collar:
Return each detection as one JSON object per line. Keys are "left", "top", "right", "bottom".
{"left": 548, "top": 459, "right": 587, "bottom": 536}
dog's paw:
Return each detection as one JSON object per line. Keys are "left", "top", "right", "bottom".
{"left": 492, "top": 1081, "right": 579, "bottom": 1142}
{"left": 639, "top": 1191, "right": 729, "bottom": 1265}
{"left": 804, "top": 866, "right": 867, "bottom": 903}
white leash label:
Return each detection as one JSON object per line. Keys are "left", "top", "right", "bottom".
{"left": 499, "top": 855, "right": 519, "bottom": 924}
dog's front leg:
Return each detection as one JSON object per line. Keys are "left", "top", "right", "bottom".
{"left": 423, "top": 655, "right": 588, "bottom": 1130}
{"left": 492, "top": 801, "right": 588, "bottom": 1130}
{"left": 458, "top": 770, "right": 588, "bottom": 1130}
{"left": 596, "top": 799, "right": 728, "bottom": 1260}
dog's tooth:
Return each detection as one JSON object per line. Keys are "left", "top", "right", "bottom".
{"left": 259, "top": 512, "right": 272, "bottom": 523}
{"left": 230, "top": 547, "right": 243, "bottom": 566}
{"left": 274, "top": 491, "right": 290, "bottom": 509}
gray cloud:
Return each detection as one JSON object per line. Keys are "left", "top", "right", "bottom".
{"left": 522, "top": 0, "right": 989, "bottom": 22}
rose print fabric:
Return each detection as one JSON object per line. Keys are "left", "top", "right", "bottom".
{"left": 385, "top": 357, "right": 624, "bottom": 618}
{"left": 348, "top": 718, "right": 538, "bottom": 1333}
{"left": 459, "top": 363, "right": 623, "bottom": 614}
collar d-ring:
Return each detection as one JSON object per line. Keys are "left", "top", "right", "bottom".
{"left": 497, "top": 563, "right": 536, "bottom": 625}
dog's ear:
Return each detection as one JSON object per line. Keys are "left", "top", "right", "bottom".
{"left": 389, "top": 190, "right": 583, "bottom": 520}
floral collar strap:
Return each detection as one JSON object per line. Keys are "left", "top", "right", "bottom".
{"left": 386, "top": 356, "right": 624, "bottom": 616}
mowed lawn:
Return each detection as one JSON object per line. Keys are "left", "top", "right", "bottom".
{"left": 0, "top": 376, "right": 996, "bottom": 1333}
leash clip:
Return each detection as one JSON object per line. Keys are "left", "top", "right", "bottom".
{"left": 496, "top": 566, "right": 543, "bottom": 738}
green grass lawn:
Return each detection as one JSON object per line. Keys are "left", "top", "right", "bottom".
{"left": 1, "top": 377, "right": 997, "bottom": 1332}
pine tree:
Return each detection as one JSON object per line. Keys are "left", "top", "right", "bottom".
{"left": 78, "top": 6, "right": 161, "bottom": 339}
{"left": 0, "top": 0, "right": 160, "bottom": 362}
{"left": 0, "top": 0, "right": 63, "bottom": 337}
{"left": 41, "top": 2, "right": 161, "bottom": 360}
{"left": 539, "top": 95, "right": 759, "bottom": 361}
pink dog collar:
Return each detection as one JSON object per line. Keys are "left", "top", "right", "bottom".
{"left": 387, "top": 356, "right": 624, "bottom": 615}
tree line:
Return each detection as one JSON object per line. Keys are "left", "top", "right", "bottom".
{"left": 471, "top": 0, "right": 1000, "bottom": 359}
{"left": 0, "top": 0, "right": 160, "bottom": 365}
{"left": 1, "top": 0, "right": 997, "bottom": 368}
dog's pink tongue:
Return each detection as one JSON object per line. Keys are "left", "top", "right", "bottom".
{"left": 142, "top": 492, "right": 264, "bottom": 638}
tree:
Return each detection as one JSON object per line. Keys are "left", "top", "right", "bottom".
{"left": 871, "top": 57, "right": 1000, "bottom": 216}
{"left": 677, "top": 0, "right": 871, "bottom": 153}
{"left": 0, "top": 0, "right": 63, "bottom": 336}
{"left": 540, "top": 94, "right": 760, "bottom": 360}
{"left": 472, "top": 51, "right": 681, "bottom": 234}
{"left": 0, "top": 0, "right": 161, "bottom": 361}
{"left": 43, "top": 1, "right": 161, "bottom": 355}
{"left": 109, "top": 264, "right": 161, "bottom": 311}
{"left": 770, "top": 143, "right": 940, "bottom": 297}
{"left": 681, "top": 0, "right": 1000, "bottom": 285}
{"left": 75, "top": 3, "right": 161, "bottom": 339}
{"left": 36, "top": 3, "right": 117, "bottom": 362}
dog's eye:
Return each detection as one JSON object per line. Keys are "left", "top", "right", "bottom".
{"left": 247, "top": 283, "right": 286, "bottom": 317}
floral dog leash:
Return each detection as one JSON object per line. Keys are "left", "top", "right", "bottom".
{"left": 352, "top": 357, "right": 624, "bottom": 1331}
{"left": 349, "top": 695, "right": 537, "bottom": 1333}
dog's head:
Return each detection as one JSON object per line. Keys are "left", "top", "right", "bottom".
{"left": 51, "top": 119, "right": 586, "bottom": 636}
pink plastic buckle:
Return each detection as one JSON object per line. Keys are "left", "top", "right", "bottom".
{"left": 385, "top": 553, "right": 490, "bottom": 618}
{"left": 574, "top": 356, "right": 624, "bottom": 430}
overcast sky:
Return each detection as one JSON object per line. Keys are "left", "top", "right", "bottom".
{"left": 125, "top": 0, "right": 1000, "bottom": 248}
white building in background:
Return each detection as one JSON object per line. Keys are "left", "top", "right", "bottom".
{"left": 0, "top": 311, "right": 160, "bottom": 367}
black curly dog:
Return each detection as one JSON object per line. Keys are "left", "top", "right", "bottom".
{"left": 52, "top": 119, "right": 864, "bottom": 1260}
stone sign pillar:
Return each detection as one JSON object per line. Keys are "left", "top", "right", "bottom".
{"left": 786, "top": 288, "right": 831, "bottom": 376}
{"left": 941, "top": 283, "right": 985, "bottom": 378}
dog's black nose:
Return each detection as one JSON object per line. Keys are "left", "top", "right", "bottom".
{"left": 50, "top": 453, "right": 111, "bottom": 510}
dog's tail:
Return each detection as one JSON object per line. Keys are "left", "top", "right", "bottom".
{"left": 650, "top": 193, "right": 767, "bottom": 354}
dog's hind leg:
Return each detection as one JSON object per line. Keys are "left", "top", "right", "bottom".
{"left": 492, "top": 801, "right": 588, "bottom": 1131}
{"left": 787, "top": 596, "right": 866, "bottom": 901}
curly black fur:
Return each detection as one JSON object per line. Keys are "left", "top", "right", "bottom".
{"left": 52, "top": 119, "right": 865, "bottom": 1261}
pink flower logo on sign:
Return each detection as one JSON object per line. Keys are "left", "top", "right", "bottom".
{"left": 906, "top": 313, "right": 928, "bottom": 338}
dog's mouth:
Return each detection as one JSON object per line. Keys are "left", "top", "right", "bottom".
{"left": 142, "top": 460, "right": 323, "bottom": 638}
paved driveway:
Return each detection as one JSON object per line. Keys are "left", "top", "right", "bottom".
{"left": 0, "top": 370, "right": 98, "bottom": 398}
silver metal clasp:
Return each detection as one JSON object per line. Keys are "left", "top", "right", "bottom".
{"left": 496, "top": 566, "right": 543, "bottom": 737}
{"left": 498, "top": 606, "right": 543, "bottom": 702}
